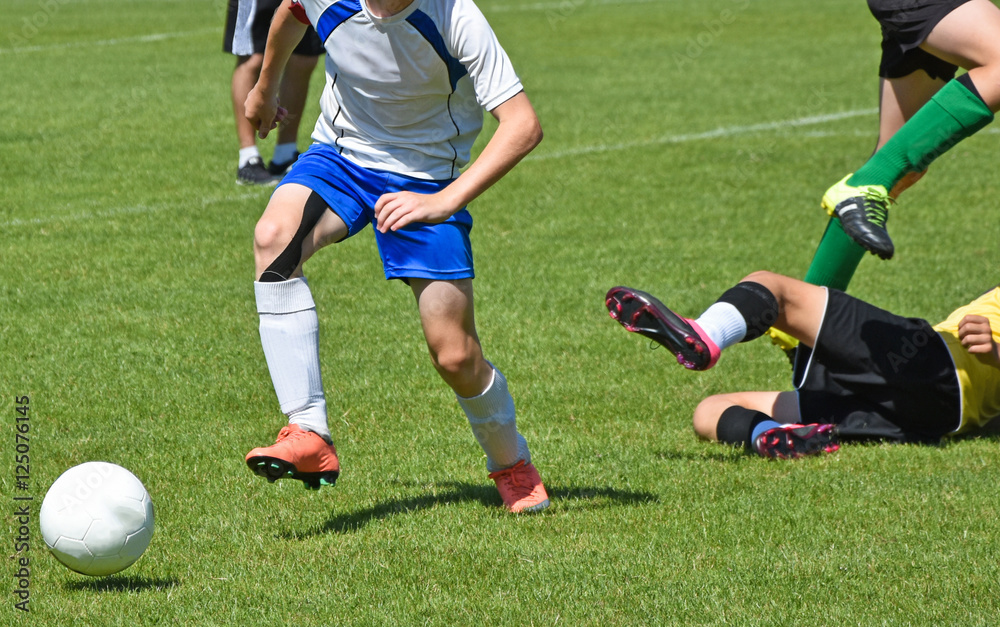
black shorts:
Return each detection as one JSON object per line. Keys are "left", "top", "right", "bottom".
{"left": 223, "top": 0, "right": 324, "bottom": 57}
{"left": 792, "top": 289, "right": 961, "bottom": 443}
{"left": 867, "top": 0, "right": 971, "bottom": 79}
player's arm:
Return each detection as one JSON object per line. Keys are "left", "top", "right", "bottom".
{"left": 245, "top": 0, "right": 310, "bottom": 139}
{"left": 958, "top": 314, "right": 1000, "bottom": 367}
{"left": 373, "top": 91, "right": 543, "bottom": 233}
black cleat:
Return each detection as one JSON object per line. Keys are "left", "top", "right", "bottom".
{"left": 822, "top": 175, "right": 895, "bottom": 260}
{"left": 605, "top": 286, "right": 720, "bottom": 370}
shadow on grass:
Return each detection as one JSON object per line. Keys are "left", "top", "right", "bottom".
{"left": 66, "top": 575, "right": 180, "bottom": 593}
{"left": 283, "top": 482, "right": 657, "bottom": 538}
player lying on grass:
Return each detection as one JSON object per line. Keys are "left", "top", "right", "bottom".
{"left": 606, "top": 273, "right": 1000, "bottom": 459}
{"left": 241, "top": 0, "right": 549, "bottom": 513}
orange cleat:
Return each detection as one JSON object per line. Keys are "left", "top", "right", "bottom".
{"left": 245, "top": 424, "right": 340, "bottom": 490}
{"left": 489, "top": 460, "right": 550, "bottom": 513}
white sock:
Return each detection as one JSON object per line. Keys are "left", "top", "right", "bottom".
{"left": 272, "top": 143, "right": 298, "bottom": 165}
{"left": 239, "top": 146, "right": 261, "bottom": 169}
{"left": 456, "top": 367, "right": 530, "bottom": 473}
{"left": 255, "top": 278, "right": 331, "bottom": 442}
{"left": 695, "top": 302, "right": 747, "bottom": 350}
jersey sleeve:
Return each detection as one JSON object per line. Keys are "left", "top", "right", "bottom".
{"left": 447, "top": 0, "right": 523, "bottom": 111}
{"left": 290, "top": 0, "right": 312, "bottom": 25}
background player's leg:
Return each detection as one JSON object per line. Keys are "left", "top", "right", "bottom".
{"left": 803, "top": 72, "right": 942, "bottom": 290}
{"left": 231, "top": 54, "right": 275, "bottom": 185}
{"left": 847, "top": 1, "right": 1000, "bottom": 195}
{"left": 272, "top": 53, "right": 320, "bottom": 173}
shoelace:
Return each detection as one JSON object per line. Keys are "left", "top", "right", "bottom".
{"left": 275, "top": 426, "right": 307, "bottom": 443}
{"left": 492, "top": 464, "right": 531, "bottom": 493}
{"left": 860, "top": 189, "right": 894, "bottom": 227}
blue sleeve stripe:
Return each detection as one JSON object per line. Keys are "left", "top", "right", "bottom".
{"left": 405, "top": 10, "right": 468, "bottom": 91}
{"left": 316, "top": 0, "right": 362, "bottom": 44}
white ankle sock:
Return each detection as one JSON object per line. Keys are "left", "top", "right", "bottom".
{"left": 456, "top": 367, "right": 530, "bottom": 473}
{"left": 695, "top": 302, "right": 747, "bottom": 350}
{"left": 239, "top": 146, "right": 261, "bottom": 169}
{"left": 255, "top": 278, "right": 331, "bottom": 442}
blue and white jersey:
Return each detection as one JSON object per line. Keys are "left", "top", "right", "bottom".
{"left": 291, "top": 0, "right": 523, "bottom": 180}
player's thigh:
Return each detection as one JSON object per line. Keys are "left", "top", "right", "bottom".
{"left": 410, "top": 278, "right": 479, "bottom": 347}
{"left": 255, "top": 183, "right": 347, "bottom": 270}
{"left": 922, "top": 0, "right": 1000, "bottom": 69}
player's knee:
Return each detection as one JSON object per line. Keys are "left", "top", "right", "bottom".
{"left": 429, "top": 344, "right": 478, "bottom": 381}
{"left": 741, "top": 270, "right": 777, "bottom": 286}
{"left": 692, "top": 398, "right": 724, "bottom": 441}
{"left": 254, "top": 216, "right": 286, "bottom": 256}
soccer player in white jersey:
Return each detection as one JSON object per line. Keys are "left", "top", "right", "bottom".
{"left": 242, "top": 0, "right": 549, "bottom": 512}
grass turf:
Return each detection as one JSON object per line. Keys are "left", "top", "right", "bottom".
{"left": 2, "top": 0, "right": 1000, "bottom": 624}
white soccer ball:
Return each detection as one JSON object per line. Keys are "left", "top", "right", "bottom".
{"left": 40, "top": 462, "right": 155, "bottom": 577}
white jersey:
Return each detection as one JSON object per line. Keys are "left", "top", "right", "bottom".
{"left": 291, "top": 0, "right": 523, "bottom": 180}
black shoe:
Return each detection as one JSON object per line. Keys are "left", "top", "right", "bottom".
{"left": 268, "top": 152, "right": 300, "bottom": 176}
{"left": 237, "top": 156, "right": 279, "bottom": 186}
{"left": 822, "top": 175, "right": 895, "bottom": 260}
{"left": 605, "top": 286, "right": 720, "bottom": 370}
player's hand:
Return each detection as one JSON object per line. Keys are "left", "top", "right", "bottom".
{"left": 958, "top": 314, "right": 1000, "bottom": 365}
{"left": 244, "top": 86, "right": 288, "bottom": 140}
{"left": 373, "top": 191, "right": 458, "bottom": 233}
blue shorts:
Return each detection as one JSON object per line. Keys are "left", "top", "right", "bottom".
{"left": 278, "top": 144, "right": 474, "bottom": 281}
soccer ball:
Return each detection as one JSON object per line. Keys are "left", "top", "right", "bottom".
{"left": 40, "top": 462, "right": 155, "bottom": 577}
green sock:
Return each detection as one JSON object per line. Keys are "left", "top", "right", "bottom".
{"left": 849, "top": 76, "right": 994, "bottom": 189}
{"left": 803, "top": 217, "right": 865, "bottom": 290}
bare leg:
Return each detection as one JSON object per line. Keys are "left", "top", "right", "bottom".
{"left": 738, "top": 271, "right": 827, "bottom": 348}
{"left": 276, "top": 54, "right": 320, "bottom": 147}
{"left": 232, "top": 54, "right": 264, "bottom": 150}
{"left": 922, "top": 0, "right": 1000, "bottom": 109}
{"left": 877, "top": 73, "right": 943, "bottom": 196}
{"left": 409, "top": 278, "right": 492, "bottom": 398}
{"left": 254, "top": 183, "right": 347, "bottom": 280}
{"left": 693, "top": 391, "right": 800, "bottom": 441}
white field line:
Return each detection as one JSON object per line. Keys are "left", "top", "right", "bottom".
{"left": 0, "top": 0, "right": 659, "bottom": 55}
{"left": 0, "top": 28, "right": 217, "bottom": 55}
{"left": 1, "top": 192, "right": 264, "bottom": 229}
{"left": 526, "top": 108, "right": 879, "bottom": 162}
{"left": 3, "top": 109, "right": 880, "bottom": 228}
{"left": 488, "top": 0, "right": 667, "bottom": 12}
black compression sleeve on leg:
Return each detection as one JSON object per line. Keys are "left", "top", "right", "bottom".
{"left": 259, "top": 191, "right": 330, "bottom": 283}
{"left": 715, "top": 281, "right": 779, "bottom": 342}
{"left": 958, "top": 72, "right": 986, "bottom": 105}
{"left": 716, "top": 405, "right": 773, "bottom": 450}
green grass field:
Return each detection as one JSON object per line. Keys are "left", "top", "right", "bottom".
{"left": 3, "top": 0, "right": 1000, "bottom": 624}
